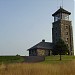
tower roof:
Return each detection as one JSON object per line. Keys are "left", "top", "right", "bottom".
{"left": 52, "top": 7, "right": 71, "bottom": 16}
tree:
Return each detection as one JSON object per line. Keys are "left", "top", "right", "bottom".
{"left": 53, "top": 38, "right": 69, "bottom": 60}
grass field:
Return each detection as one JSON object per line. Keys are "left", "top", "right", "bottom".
{"left": 42, "top": 55, "right": 75, "bottom": 64}
{"left": 0, "top": 56, "right": 24, "bottom": 64}
{"left": 0, "top": 55, "right": 75, "bottom": 75}
{"left": 0, "top": 60, "right": 75, "bottom": 75}
{"left": 0, "top": 55, "right": 75, "bottom": 64}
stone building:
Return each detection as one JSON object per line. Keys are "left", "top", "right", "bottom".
{"left": 28, "top": 7, "right": 74, "bottom": 56}
{"left": 28, "top": 40, "right": 53, "bottom": 56}
{"left": 52, "top": 7, "right": 74, "bottom": 55}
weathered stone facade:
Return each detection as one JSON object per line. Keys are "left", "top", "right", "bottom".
{"left": 29, "top": 49, "right": 37, "bottom": 56}
{"left": 29, "top": 49, "right": 52, "bottom": 56}
{"left": 52, "top": 7, "right": 74, "bottom": 55}
{"left": 37, "top": 49, "right": 45, "bottom": 56}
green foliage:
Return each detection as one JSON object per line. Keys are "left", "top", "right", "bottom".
{"left": 53, "top": 39, "right": 69, "bottom": 55}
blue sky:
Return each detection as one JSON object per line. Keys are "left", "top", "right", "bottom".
{"left": 0, "top": 0, "right": 74, "bottom": 56}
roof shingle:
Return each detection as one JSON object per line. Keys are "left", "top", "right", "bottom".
{"left": 28, "top": 41, "right": 53, "bottom": 50}
{"left": 52, "top": 7, "right": 71, "bottom": 16}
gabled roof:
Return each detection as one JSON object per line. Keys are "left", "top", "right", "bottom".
{"left": 52, "top": 7, "right": 71, "bottom": 16}
{"left": 28, "top": 40, "right": 53, "bottom": 50}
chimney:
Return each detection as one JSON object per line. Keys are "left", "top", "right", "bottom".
{"left": 42, "top": 39, "right": 45, "bottom": 42}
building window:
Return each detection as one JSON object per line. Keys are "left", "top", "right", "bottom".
{"left": 62, "top": 13, "right": 69, "bottom": 20}
{"left": 56, "top": 27, "right": 57, "bottom": 30}
{"left": 67, "top": 38, "right": 68, "bottom": 40}
{"left": 65, "top": 26, "right": 68, "bottom": 29}
{"left": 66, "top": 38, "right": 68, "bottom": 42}
{"left": 66, "top": 32, "right": 68, "bottom": 35}
{"left": 56, "top": 33, "right": 57, "bottom": 36}
{"left": 66, "top": 44, "right": 68, "bottom": 46}
{"left": 66, "top": 38, "right": 68, "bottom": 41}
{"left": 56, "top": 39, "right": 57, "bottom": 41}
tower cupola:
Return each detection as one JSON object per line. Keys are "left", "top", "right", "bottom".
{"left": 52, "top": 7, "right": 71, "bottom": 22}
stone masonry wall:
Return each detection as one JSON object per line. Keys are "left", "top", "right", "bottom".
{"left": 37, "top": 49, "right": 45, "bottom": 56}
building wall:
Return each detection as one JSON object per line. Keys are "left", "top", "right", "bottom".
{"left": 52, "top": 20, "right": 61, "bottom": 44}
{"left": 29, "top": 49, "right": 37, "bottom": 56}
{"left": 29, "top": 49, "right": 52, "bottom": 56}
{"left": 37, "top": 49, "right": 45, "bottom": 56}
{"left": 37, "top": 49, "right": 52, "bottom": 56}
{"left": 52, "top": 20, "right": 74, "bottom": 55}
{"left": 60, "top": 20, "right": 74, "bottom": 55}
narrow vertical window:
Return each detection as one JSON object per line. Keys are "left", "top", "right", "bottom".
{"left": 65, "top": 26, "right": 68, "bottom": 29}
{"left": 66, "top": 32, "right": 68, "bottom": 35}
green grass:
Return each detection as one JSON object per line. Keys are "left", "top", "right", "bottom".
{"left": 41, "top": 55, "right": 75, "bottom": 64}
{"left": 0, "top": 55, "right": 75, "bottom": 64}
{"left": 0, "top": 56, "right": 24, "bottom": 64}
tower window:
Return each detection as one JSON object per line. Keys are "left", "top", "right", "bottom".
{"left": 65, "top": 26, "right": 68, "bottom": 29}
{"left": 56, "top": 27, "right": 57, "bottom": 30}
{"left": 66, "top": 38, "right": 68, "bottom": 42}
{"left": 56, "top": 39, "right": 57, "bottom": 41}
{"left": 62, "top": 13, "right": 69, "bottom": 20}
{"left": 67, "top": 38, "right": 68, "bottom": 40}
{"left": 66, "top": 38, "right": 68, "bottom": 41}
{"left": 66, "top": 44, "right": 68, "bottom": 46}
{"left": 66, "top": 32, "right": 68, "bottom": 35}
{"left": 56, "top": 33, "right": 57, "bottom": 36}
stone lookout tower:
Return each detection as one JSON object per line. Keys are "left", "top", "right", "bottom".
{"left": 52, "top": 7, "right": 74, "bottom": 55}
